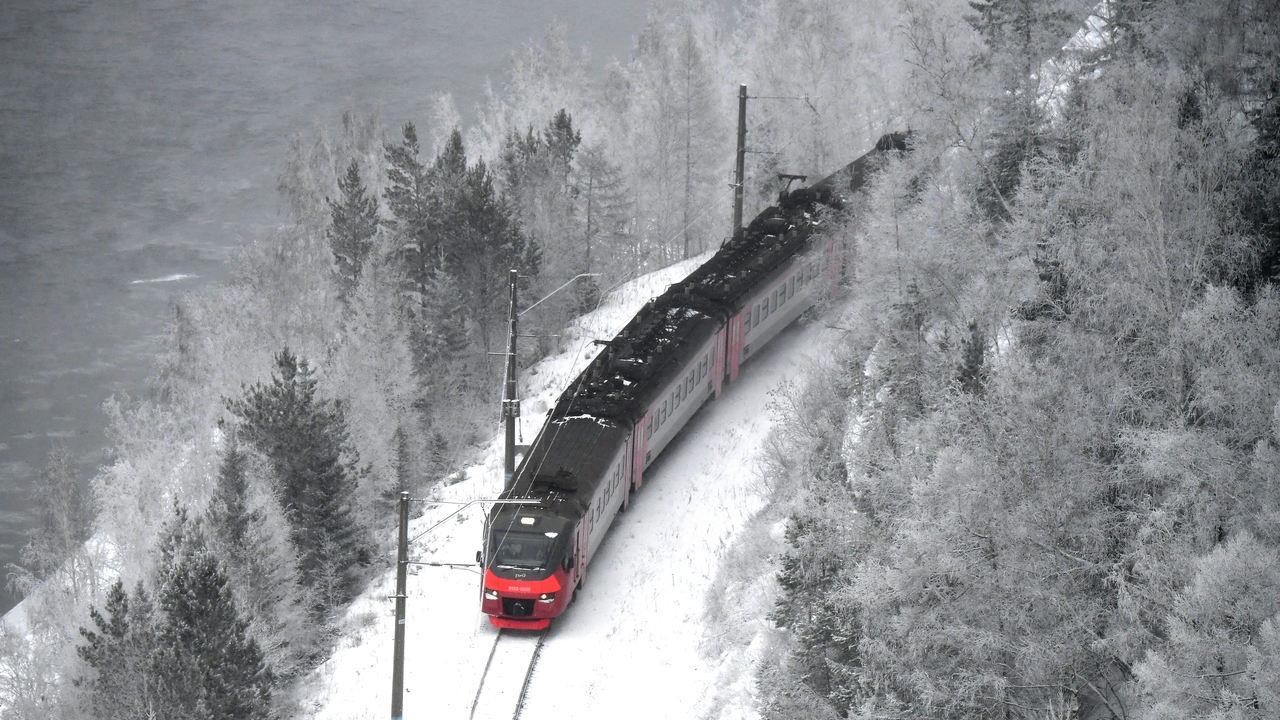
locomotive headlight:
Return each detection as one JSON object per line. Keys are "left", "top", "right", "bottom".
{"left": 537, "top": 592, "right": 557, "bottom": 603}
{"left": 484, "top": 588, "right": 499, "bottom": 600}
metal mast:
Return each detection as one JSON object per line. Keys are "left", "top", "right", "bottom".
{"left": 502, "top": 269, "right": 520, "bottom": 490}
{"left": 390, "top": 491, "right": 409, "bottom": 720}
{"left": 733, "top": 84, "right": 747, "bottom": 236}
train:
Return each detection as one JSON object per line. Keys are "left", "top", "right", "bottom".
{"left": 478, "top": 132, "right": 910, "bottom": 629}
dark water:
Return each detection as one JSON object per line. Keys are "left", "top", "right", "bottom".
{"left": 0, "top": 0, "right": 652, "bottom": 613}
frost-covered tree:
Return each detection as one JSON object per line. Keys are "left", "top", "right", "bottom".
{"left": 78, "top": 508, "right": 272, "bottom": 720}
{"left": 151, "top": 507, "right": 272, "bottom": 720}
{"left": 10, "top": 445, "right": 94, "bottom": 603}
{"left": 226, "top": 348, "right": 371, "bottom": 613}
{"left": 326, "top": 159, "right": 379, "bottom": 299}
{"left": 76, "top": 580, "right": 159, "bottom": 720}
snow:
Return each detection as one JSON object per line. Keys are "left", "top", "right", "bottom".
{"left": 301, "top": 255, "right": 827, "bottom": 719}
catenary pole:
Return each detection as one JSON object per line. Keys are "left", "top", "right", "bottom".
{"left": 502, "top": 269, "right": 520, "bottom": 490}
{"left": 391, "top": 491, "right": 409, "bottom": 720}
{"left": 733, "top": 83, "right": 747, "bottom": 236}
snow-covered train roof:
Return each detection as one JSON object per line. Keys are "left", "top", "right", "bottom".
{"left": 503, "top": 132, "right": 910, "bottom": 508}
{"left": 550, "top": 132, "right": 911, "bottom": 424}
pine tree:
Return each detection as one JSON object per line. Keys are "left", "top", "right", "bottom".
{"left": 76, "top": 580, "right": 159, "bottom": 720}
{"left": 325, "top": 159, "right": 379, "bottom": 299}
{"left": 226, "top": 348, "right": 371, "bottom": 612}
{"left": 208, "top": 430, "right": 255, "bottom": 551}
{"left": 426, "top": 128, "right": 469, "bottom": 274}
{"left": 577, "top": 143, "right": 634, "bottom": 278}
{"left": 152, "top": 506, "right": 272, "bottom": 720}
{"left": 205, "top": 444, "right": 313, "bottom": 678}
{"left": 451, "top": 155, "right": 541, "bottom": 356}
{"left": 957, "top": 320, "right": 988, "bottom": 395}
{"left": 543, "top": 109, "right": 581, "bottom": 187}
{"left": 500, "top": 111, "right": 576, "bottom": 281}
{"left": 965, "top": 0, "right": 1082, "bottom": 218}
{"left": 384, "top": 122, "right": 432, "bottom": 296}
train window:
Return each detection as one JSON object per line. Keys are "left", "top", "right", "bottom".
{"left": 744, "top": 315, "right": 751, "bottom": 335}
{"left": 791, "top": 276, "right": 797, "bottom": 295}
{"left": 646, "top": 414, "right": 654, "bottom": 439}
{"left": 674, "top": 390, "right": 680, "bottom": 409}
{"left": 686, "top": 373, "right": 694, "bottom": 394}
{"left": 761, "top": 301, "right": 768, "bottom": 321}
{"left": 753, "top": 305, "right": 760, "bottom": 326}
{"left": 779, "top": 285, "right": 787, "bottom": 306}
{"left": 771, "top": 291, "right": 778, "bottom": 312}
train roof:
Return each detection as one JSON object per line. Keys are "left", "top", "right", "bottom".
{"left": 549, "top": 132, "right": 909, "bottom": 424}
{"left": 501, "top": 416, "right": 631, "bottom": 517}
{"left": 503, "top": 132, "right": 910, "bottom": 504}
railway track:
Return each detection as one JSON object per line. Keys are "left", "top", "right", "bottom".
{"left": 469, "top": 629, "right": 547, "bottom": 720}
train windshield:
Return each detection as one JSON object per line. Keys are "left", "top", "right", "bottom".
{"left": 489, "top": 531, "right": 554, "bottom": 571}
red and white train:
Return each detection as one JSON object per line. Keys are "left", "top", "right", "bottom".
{"left": 479, "top": 134, "right": 909, "bottom": 629}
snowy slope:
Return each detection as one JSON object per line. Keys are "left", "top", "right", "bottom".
{"left": 301, "top": 256, "right": 823, "bottom": 719}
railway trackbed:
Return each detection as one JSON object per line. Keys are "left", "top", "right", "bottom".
{"left": 469, "top": 629, "right": 547, "bottom": 720}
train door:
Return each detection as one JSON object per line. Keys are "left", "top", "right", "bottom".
{"left": 621, "top": 432, "right": 634, "bottom": 510}
{"left": 575, "top": 519, "right": 588, "bottom": 590}
{"left": 823, "top": 236, "right": 842, "bottom": 281}
{"left": 711, "top": 329, "right": 726, "bottom": 397}
{"left": 631, "top": 414, "right": 649, "bottom": 494}
{"left": 727, "top": 310, "right": 749, "bottom": 383}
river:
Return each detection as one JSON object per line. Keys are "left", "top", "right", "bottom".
{"left": 0, "top": 0, "right": 654, "bottom": 614}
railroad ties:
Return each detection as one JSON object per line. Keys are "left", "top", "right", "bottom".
{"left": 469, "top": 629, "right": 548, "bottom": 720}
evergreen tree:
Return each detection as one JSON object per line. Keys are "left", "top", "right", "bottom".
{"left": 205, "top": 440, "right": 314, "bottom": 679}
{"left": 79, "top": 511, "right": 273, "bottom": 720}
{"left": 325, "top": 159, "right": 379, "bottom": 299}
{"left": 451, "top": 155, "right": 541, "bottom": 355}
{"left": 76, "top": 580, "right": 158, "bottom": 720}
{"left": 543, "top": 109, "right": 582, "bottom": 187}
{"left": 956, "top": 320, "right": 987, "bottom": 395}
{"left": 965, "top": 0, "right": 1082, "bottom": 218}
{"left": 500, "top": 111, "right": 578, "bottom": 281}
{"left": 386, "top": 125, "right": 484, "bottom": 368}
{"left": 577, "top": 143, "right": 634, "bottom": 278}
{"left": 1241, "top": 97, "right": 1280, "bottom": 292}
{"left": 384, "top": 123, "right": 433, "bottom": 296}
{"left": 152, "top": 506, "right": 272, "bottom": 720}
{"left": 208, "top": 429, "right": 255, "bottom": 551}
{"left": 226, "top": 348, "right": 371, "bottom": 612}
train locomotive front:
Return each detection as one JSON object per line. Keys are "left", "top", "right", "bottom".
{"left": 480, "top": 503, "right": 575, "bottom": 630}
{"left": 480, "top": 417, "right": 633, "bottom": 629}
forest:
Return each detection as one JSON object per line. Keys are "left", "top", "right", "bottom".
{"left": 2, "top": 0, "right": 1279, "bottom": 717}
{"left": 723, "top": 0, "right": 1280, "bottom": 718}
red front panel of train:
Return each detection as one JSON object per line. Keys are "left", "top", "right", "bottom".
{"left": 481, "top": 568, "right": 567, "bottom": 630}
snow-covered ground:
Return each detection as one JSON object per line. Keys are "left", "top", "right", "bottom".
{"left": 301, "top": 255, "right": 824, "bottom": 719}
